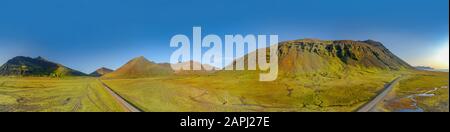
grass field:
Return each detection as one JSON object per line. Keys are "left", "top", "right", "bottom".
{"left": 0, "top": 77, "right": 125, "bottom": 112}
{"left": 379, "top": 71, "right": 449, "bottom": 112}
{"left": 102, "top": 70, "right": 401, "bottom": 112}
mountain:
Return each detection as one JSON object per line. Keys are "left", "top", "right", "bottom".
{"left": 415, "top": 66, "right": 434, "bottom": 71}
{"left": 0, "top": 56, "right": 86, "bottom": 77}
{"left": 277, "top": 39, "right": 413, "bottom": 72}
{"left": 102, "top": 56, "right": 173, "bottom": 78}
{"left": 414, "top": 66, "right": 449, "bottom": 72}
{"left": 228, "top": 39, "right": 413, "bottom": 76}
{"left": 103, "top": 39, "right": 412, "bottom": 79}
{"left": 89, "top": 67, "right": 114, "bottom": 77}
{"left": 172, "top": 61, "right": 218, "bottom": 74}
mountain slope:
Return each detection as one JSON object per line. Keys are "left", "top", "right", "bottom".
{"left": 102, "top": 56, "right": 173, "bottom": 78}
{"left": 276, "top": 39, "right": 413, "bottom": 73}
{"left": 172, "top": 61, "right": 218, "bottom": 74}
{"left": 226, "top": 39, "right": 413, "bottom": 77}
{"left": 0, "top": 56, "right": 86, "bottom": 77}
{"left": 90, "top": 67, "right": 114, "bottom": 77}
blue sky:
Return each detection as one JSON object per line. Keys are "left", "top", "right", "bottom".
{"left": 0, "top": 0, "right": 448, "bottom": 73}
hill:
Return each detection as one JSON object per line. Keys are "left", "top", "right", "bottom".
{"left": 102, "top": 56, "right": 173, "bottom": 78}
{"left": 0, "top": 56, "right": 86, "bottom": 77}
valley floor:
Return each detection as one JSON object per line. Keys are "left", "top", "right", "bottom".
{"left": 1, "top": 70, "right": 448, "bottom": 112}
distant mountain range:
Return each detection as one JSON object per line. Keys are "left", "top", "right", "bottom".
{"left": 230, "top": 39, "right": 413, "bottom": 77}
{"left": 0, "top": 39, "right": 421, "bottom": 78}
{"left": 0, "top": 56, "right": 86, "bottom": 77}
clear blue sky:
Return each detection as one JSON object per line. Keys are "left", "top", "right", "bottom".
{"left": 0, "top": 0, "right": 448, "bottom": 73}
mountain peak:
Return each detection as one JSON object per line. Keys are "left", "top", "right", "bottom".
{"left": 172, "top": 60, "right": 218, "bottom": 73}
{"left": 9, "top": 56, "right": 30, "bottom": 60}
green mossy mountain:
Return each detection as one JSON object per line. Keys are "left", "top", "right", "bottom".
{"left": 277, "top": 39, "right": 413, "bottom": 73}
{"left": 0, "top": 56, "right": 86, "bottom": 77}
{"left": 0, "top": 39, "right": 412, "bottom": 79}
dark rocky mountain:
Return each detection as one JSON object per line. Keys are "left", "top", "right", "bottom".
{"left": 0, "top": 56, "right": 86, "bottom": 77}
{"left": 89, "top": 67, "right": 114, "bottom": 77}
{"left": 227, "top": 39, "right": 413, "bottom": 76}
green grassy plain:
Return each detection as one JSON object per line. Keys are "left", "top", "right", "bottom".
{"left": 380, "top": 71, "right": 449, "bottom": 112}
{"left": 0, "top": 77, "right": 125, "bottom": 112}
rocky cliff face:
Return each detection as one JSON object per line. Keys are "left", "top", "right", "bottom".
{"left": 102, "top": 56, "right": 173, "bottom": 78}
{"left": 89, "top": 67, "right": 114, "bottom": 77}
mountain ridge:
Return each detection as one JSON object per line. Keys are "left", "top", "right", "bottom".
{"left": 226, "top": 39, "right": 413, "bottom": 77}
{"left": 90, "top": 67, "right": 114, "bottom": 77}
